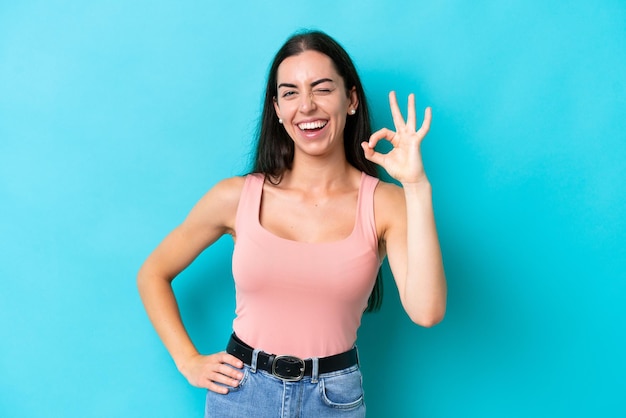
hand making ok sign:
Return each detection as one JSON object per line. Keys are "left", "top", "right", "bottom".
{"left": 361, "top": 91, "right": 432, "bottom": 185}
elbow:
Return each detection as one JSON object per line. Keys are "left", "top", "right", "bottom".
{"left": 136, "top": 263, "right": 174, "bottom": 296}
{"left": 406, "top": 305, "right": 446, "bottom": 328}
{"left": 136, "top": 265, "right": 149, "bottom": 292}
{"left": 412, "top": 313, "right": 444, "bottom": 328}
{"left": 136, "top": 270, "right": 149, "bottom": 299}
{"left": 136, "top": 264, "right": 162, "bottom": 296}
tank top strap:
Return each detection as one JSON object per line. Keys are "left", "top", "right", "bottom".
{"left": 235, "top": 173, "right": 264, "bottom": 233}
{"left": 354, "top": 173, "right": 379, "bottom": 244}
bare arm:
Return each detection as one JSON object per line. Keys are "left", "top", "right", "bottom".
{"left": 376, "top": 181, "right": 447, "bottom": 326}
{"left": 362, "top": 92, "right": 447, "bottom": 326}
{"left": 137, "top": 176, "right": 245, "bottom": 393}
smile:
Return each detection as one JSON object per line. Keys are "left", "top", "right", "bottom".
{"left": 297, "top": 120, "right": 328, "bottom": 131}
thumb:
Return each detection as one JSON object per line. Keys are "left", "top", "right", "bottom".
{"left": 361, "top": 142, "right": 385, "bottom": 167}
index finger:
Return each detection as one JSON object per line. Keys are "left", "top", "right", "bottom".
{"left": 220, "top": 352, "right": 244, "bottom": 369}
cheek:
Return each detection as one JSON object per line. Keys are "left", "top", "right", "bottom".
{"left": 276, "top": 102, "right": 297, "bottom": 119}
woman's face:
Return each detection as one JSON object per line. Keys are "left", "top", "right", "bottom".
{"left": 273, "top": 50, "right": 358, "bottom": 159}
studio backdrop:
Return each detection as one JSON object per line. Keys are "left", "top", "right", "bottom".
{"left": 1, "top": 1, "right": 625, "bottom": 417}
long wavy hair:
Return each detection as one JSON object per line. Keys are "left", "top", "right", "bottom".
{"left": 252, "top": 30, "right": 383, "bottom": 312}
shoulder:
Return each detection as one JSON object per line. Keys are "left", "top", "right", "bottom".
{"left": 194, "top": 175, "right": 247, "bottom": 208}
{"left": 209, "top": 175, "right": 248, "bottom": 202}
{"left": 182, "top": 175, "right": 248, "bottom": 235}
{"left": 374, "top": 179, "right": 405, "bottom": 206}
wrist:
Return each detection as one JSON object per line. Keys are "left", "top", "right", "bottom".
{"left": 174, "top": 350, "right": 200, "bottom": 374}
{"left": 401, "top": 178, "right": 432, "bottom": 193}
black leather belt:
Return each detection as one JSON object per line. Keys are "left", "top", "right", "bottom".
{"left": 226, "top": 333, "right": 358, "bottom": 382}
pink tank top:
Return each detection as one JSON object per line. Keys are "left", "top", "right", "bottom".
{"left": 231, "top": 172, "right": 381, "bottom": 358}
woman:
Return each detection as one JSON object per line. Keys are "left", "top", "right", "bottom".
{"left": 137, "top": 30, "right": 446, "bottom": 417}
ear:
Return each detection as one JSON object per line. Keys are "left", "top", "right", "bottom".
{"left": 273, "top": 97, "right": 281, "bottom": 120}
{"left": 348, "top": 86, "right": 359, "bottom": 113}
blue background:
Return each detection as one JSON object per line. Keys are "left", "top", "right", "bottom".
{"left": 1, "top": 1, "right": 625, "bottom": 417}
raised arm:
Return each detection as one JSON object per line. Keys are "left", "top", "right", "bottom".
{"left": 362, "top": 92, "right": 447, "bottom": 326}
{"left": 137, "top": 176, "right": 245, "bottom": 393}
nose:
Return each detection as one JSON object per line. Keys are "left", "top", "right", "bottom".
{"left": 299, "top": 91, "right": 316, "bottom": 113}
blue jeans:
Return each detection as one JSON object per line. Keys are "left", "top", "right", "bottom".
{"left": 204, "top": 354, "right": 366, "bottom": 417}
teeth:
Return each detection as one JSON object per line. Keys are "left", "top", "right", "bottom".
{"left": 298, "top": 120, "right": 327, "bottom": 130}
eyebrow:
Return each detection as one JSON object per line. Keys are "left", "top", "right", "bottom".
{"left": 277, "top": 78, "right": 335, "bottom": 89}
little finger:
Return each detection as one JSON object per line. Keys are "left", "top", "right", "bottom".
{"left": 206, "top": 380, "right": 230, "bottom": 395}
{"left": 417, "top": 107, "right": 432, "bottom": 137}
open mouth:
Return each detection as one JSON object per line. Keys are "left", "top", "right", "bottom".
{"left": 297, "top": 120, "right": 328, "bottom": 132}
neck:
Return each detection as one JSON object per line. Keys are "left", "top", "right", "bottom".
{"left": 283, "top": 153, "right": 357, "bottom": 191}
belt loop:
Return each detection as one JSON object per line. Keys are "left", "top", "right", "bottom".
{"left": 311, "top": 357, "right": 319, "bottom": 383}
{"left": 250, "top": 348, "right": 261, "bottom": 373}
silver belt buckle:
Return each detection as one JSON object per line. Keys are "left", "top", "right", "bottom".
{"left": 271, "top": 355, "right": 306, "bottom": 382}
